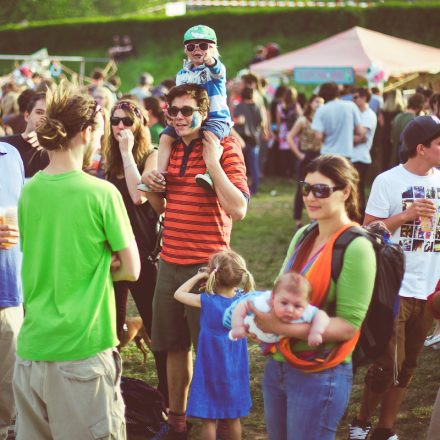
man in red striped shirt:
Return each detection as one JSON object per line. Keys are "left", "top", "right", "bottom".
{"left": 143, "top": 83, "right": 249, "bottom": 439}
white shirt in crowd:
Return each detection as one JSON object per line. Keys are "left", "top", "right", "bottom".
{"left": 366, "top": 165, "right": 440, "bottom": 299}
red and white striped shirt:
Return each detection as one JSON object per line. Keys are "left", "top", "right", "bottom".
{"left": 161, "top": 136, "right": 249, "bottom": 265}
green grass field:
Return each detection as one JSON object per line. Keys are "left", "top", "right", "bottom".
{"left": 122, "top": 177, "right": 440, "bottom": 439}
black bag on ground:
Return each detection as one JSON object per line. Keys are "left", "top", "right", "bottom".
{"left": 330, "top": 224, "right": 405, "bottom": 370}
{"left": 120, "top": 376, "right": 167, "bottom": 436}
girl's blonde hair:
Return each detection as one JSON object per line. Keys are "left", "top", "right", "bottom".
{"left": 205, "top": 250, "right": 254, "bottom": 294}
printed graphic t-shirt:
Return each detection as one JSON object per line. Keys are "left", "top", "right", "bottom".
{"left": 366, "top": 165, "right": 440, "bottom": 299}
{"left": 17, "top": 170, "right": 134, "bottom": 361}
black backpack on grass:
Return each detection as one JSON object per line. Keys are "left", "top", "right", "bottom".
{"left": 120, "top": 376, "right": 167, "bottom": 437}
{"left": 298, "top": 222, "right": 405, "bottom": 370}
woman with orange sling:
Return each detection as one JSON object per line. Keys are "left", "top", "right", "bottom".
{"left": 252, "top": 154, "right": 376, "bottom": 440}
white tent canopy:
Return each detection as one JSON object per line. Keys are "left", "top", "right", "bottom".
{"left": 250, "top": 27, "right": 440, "bottom": 78}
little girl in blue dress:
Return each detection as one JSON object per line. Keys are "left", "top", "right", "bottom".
{"left": 174, "top": 249, "right": 254, "bottom": 440}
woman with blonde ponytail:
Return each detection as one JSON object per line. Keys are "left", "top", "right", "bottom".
{"left": 174, "top": 250, "right": 253, "bottom": 440}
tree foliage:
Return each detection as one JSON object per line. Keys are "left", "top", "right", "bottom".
{"left": 0, "top": 0, "right": 155, "bottom": 25}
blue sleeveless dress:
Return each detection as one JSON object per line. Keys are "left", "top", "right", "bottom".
{"left": 186, "top": 292, "right": 252, "bottom": 419}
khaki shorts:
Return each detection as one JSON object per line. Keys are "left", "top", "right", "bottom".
{"left": 151, "top": 259, "right": 205, "bottom": 352}
{"left": 0, "top": 306, "right": 23, "bottom": 440}
{"left": 365, "top": 297, "right": 433, "bottom": 392}
{"left": 13, "top": 349, "right": 125, "bottom": 440}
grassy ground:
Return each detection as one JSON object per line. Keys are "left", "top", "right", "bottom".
{"left": 122, "top": 177, "right": 439, "bottom": 439}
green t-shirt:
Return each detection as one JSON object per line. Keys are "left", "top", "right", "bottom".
{"left": 275, "top": 225, "right": 376, "bottom": 362}
{"left": 149, "top": 123, "right": 164, "bottom": 147}
{"left": 17, "top": 170, "right": 134, "bottom": 361}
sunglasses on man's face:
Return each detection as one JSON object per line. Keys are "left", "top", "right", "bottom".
{"left": 185, "top": 42, "right": 210, "bottom": 52}
{"left": 110, "top": 116, "right": 134, "bottom": 127}
{"left": 299, "top": 181, "right": 345, "bottom": 199}
{"left": 167, "top": 106, "right": 199, "bottom": 117}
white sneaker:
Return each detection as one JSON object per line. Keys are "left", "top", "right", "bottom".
{"left": 424, "top": 333, "right": 440, "bottom": 347}
{"left": 195, "top": 173, "right": 214, "bottom": 192}
{"left": 348, "top": 419, "right": 371, "bottom": 439}
{"left": 137, "top": 183, "right": 165, "bottom": 193}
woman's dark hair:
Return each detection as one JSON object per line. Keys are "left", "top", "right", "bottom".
{"left": 105, "top": 99, "right": 152, "bottom": 178}
{"left": 429, "top": 93, "right": 440, "bottom": 116}
{"left": 37, "top": 81, "right": 98, "bottom": 151}
{"left": 303, "top": 94, "right": 320, "bottom": 121}
{"left": 274, "top": 85, "right": 287, "bottom": 101}
{"left": 241, "top": 86, "right": 254, "bottom": 101}
{"left": 305, "top": 154, "right": 361, "bottom": 222}
{"left": 143, "top": 96, "right": 166, "bottom": 126}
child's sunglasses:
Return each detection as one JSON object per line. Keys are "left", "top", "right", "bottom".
{"left": 167, "top": 106, "right": 199, "bottom": 117}
{"left": 185, "top": 42, "right": 210, "bottom": 52}
{"left": 110, "top": 116, "right": 134, "bottom": 127}
{"left": 299, "top": 181, "right": 345, "bottom": 199}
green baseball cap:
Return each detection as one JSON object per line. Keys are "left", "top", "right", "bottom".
{"left": 183, "top": 25, "right": 217, "bottom": 44}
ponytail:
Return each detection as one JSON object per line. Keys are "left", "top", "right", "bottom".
{"left": 205, "top": 250, "right": 254, "bottom": 294}
{"left": 242, "top": 270, "right": 255, "bottom": 293}
{"left": 205, "top": 269, "right": 217, "bottom": 294}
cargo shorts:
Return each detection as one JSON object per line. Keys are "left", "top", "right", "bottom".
{"left": 151, "top": 259, "right": 205, "bottom": 352}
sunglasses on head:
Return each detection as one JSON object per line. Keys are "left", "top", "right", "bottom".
{"left": 115, "top": 101, "right": 142, "bottom": 118}
{"left": 82, "top": 103, "right": 102, "bottom": 129}
{"left": 185, "top": 42, "right": 210, "bottom": 52}
{"left": 110, "top": 116, "right": 134, "bottom": 127}
{"left": 167, "top": 105, "right": 199, "bottom": 117}
{"left": 299, "top": 181, "right": 345, "bottom": 199}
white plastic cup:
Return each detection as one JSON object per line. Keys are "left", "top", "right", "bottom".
{"left": 0, "top": 206, "right": 19, "bottom": 249}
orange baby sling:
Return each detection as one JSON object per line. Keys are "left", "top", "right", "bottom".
{"left": 276, "top": 222, "right": 360, "bottom": 373}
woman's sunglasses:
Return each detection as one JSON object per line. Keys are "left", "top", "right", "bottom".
{"left": 110, "top": 116, "right": 134, "bottom": 127}
{"left": 167, "top": 106, "right": 199, "bottom": 117}
{"left": 185, "top": 42, "right": 210, "bottom": 52}
{"left": 299, "top": 181, "right": 345, "bottom": 199}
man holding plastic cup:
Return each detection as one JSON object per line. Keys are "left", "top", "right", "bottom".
{"left": 0, "top": 141, "right": 24, "bottom": 440}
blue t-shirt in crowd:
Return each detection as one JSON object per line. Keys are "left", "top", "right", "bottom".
{"left": 0, "top": 142, "right": 24, "bottom": 307}
{"left": 311, "top": 99, "right": 362, "bottom": 158}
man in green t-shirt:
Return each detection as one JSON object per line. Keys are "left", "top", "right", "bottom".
{"left": 13, "top": 84, "right": 140, "bottom": 440}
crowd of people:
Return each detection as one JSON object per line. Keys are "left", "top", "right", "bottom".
{"left": 1, "top": 22, "right": 440, "bottom": 440}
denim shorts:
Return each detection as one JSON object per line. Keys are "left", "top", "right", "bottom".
{"left": 262, "top": 357, "right": 353, "bottom": 440}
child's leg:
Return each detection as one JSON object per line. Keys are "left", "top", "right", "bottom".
{"left": 157, "top": 134, "right": 174, "bottom": 172}
{"left": 200, "top": 419, "right": 217, "bottom": 440}
{"left": 196, "top": 120, "right": 231, "bottom": 191}
{"left": 140, "top": 126, "right": 176, "bottom": 191}
{"left": 225, "top": 418, "right": 242, "bottom": 440}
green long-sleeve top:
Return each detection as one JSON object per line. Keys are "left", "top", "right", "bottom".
{"left": 275, "top": 225, "right": 377, "bottom": 363}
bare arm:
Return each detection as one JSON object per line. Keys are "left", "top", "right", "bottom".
{"left": 174, "top": 270, "right": 208, "bottom": 308}
{"left": 308, "top": 310, "right": 331, "bottom": 347}
{"left": 250, "top": 303, "right": 357, "bottom": 343}
{"left": 364, "top": 198, "right": 436, "bottom": 234}
{"left": 287, "top": 118, "right": 305, "bottom": 160}
{"left": 111, "top": 239, "right": 141, "bottom": 282}
{"left": 314, "top": 131, "right": 324, "bottom": 143}
{"left": 116, "top": 129, "right": 143, "bottom": 205}
{"left": 140, "top": 151, "right": 166, "bottom": 214}
{"left": 230, "top": 300, "right": 252, "bottom": 339}
{"left": 355, "top": 123, "right": 366, "bottom": 137}
{"left": 203, "top": 131, "right": 248, "bottom": 221}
